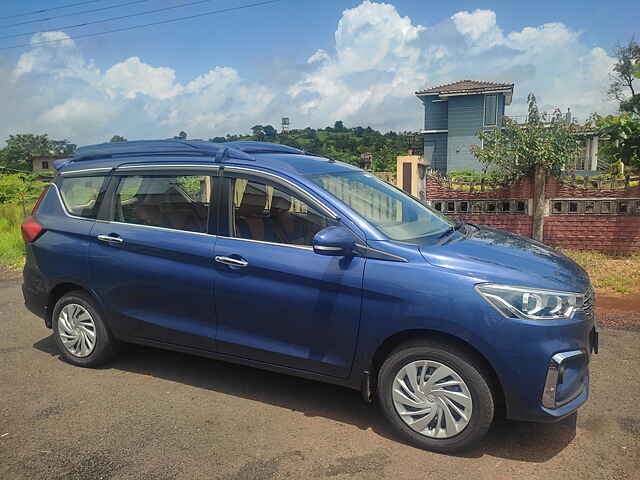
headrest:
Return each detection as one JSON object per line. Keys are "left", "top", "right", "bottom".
{"left": 237, "top": 183, "right": 267, "bottom": 217}
{"left": 270, "top": 193, "right": 291, "bottom": 214}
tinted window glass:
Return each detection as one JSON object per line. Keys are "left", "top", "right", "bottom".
{"left": 231, "top": 177, "right": 331, "bottom": 246}
{"left": 114, "top": 175, "right": 212, "bottom": 233}
{"left": 309, "top": 171, "right": 453, "bottom": 241}
{"left": 484, "top": 94, "right": 497, "bottom": 126}
{"left": 59, "top": 176, "right": 106, "bottom": 219}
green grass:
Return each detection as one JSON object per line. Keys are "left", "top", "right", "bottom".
{"left": 564, "top": 250, "right": 640, "bottom": 295}
{"left": 0, "top": 203, "right": 28, "bottom": 269}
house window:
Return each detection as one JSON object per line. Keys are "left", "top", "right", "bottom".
{"left": 42, "top": 161, "right": 49, "bottom": 169}
{"left": 484, "top": 94, "right": 498, "bottom": 126}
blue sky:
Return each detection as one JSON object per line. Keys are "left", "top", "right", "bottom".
{"left": 0, "top": 0, "right": 637, "bottom": 144}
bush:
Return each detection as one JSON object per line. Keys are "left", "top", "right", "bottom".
{"left": 0, "top": 204, "right": 26, "bottom": 268}
{"left": 0, "top": 173, "right": 46, "bottom": 209}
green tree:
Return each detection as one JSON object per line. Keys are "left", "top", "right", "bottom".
{"left": 263, "top": 125, "right": 277, "bottom": 138}
{"left": 251, "top": 125, "right": 265, "bottom": 141}
{"left": 333, "top": 120, "right": 346, "bottom": 132}
{"left": 0, "top": 134, "right": 55, "bottom": 172}
{"left": 471, "top": 94, "right": 581, "bottom": 182}
{"left": 609, "top": 38, "right": 640, "bottom": 114}
{"left": 471, "top": 93, "right": 581, "bottom": 240}
{"left": 110, "top": 135, "right": 127, "bottom": 142}
{"left": 50, "top": 139, "right": 76, "bottom": 155}
{"left": 596, "top": 113, "right": 640, "bottom": 170}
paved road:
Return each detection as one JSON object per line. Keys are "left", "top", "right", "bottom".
{"left": 1, "top": 270, "right": 639, "bottom": 480}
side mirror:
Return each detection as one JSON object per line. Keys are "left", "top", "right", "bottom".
{"left": 313, "top": 226, "right": 356, "bottom": 257}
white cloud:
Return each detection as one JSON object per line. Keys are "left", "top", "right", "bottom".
{"left": 289, "top": 0, "right": 427, "bottom": 126}
{"left": 451, "top": 9, "right": 503, "bottom": 49}
{"left": 102, "top": 57, "right": 182, "bottom": 99}
{"left": 0, "top": 2, "right": 618, "bottom": 146}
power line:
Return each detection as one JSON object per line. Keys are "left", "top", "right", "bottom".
{"left": 0, "top": 0, "right": 107, "bottom": 21}
{"left": 0, "top": 0, "right": 283, "bottom": 51}
{"left": 1, "top": 0, "right": 151, "bottom": 29}
{"left": 1, "top": 0, "right": 218, "bottom": 40}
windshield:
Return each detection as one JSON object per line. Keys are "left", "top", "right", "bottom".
{"left": 308, "top": 171, "right": 455, "bottom": 241}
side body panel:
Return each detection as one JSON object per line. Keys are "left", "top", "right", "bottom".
{"left": 22, "top": 183, "right": 99, "bottom": 320}
{"left": 214, "top": 237, "right": 365, "bottom": 378}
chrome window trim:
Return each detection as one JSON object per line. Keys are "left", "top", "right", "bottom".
{"left": 51, "top": 182, "right": 102, "bottom": 222}
{"left": 223, "top": 166, "right": 339, "bottom": 220}
{"left": 60, "top": 167, "right": 113, "bottom": 175}
{"left": 217, "top": 235, "right": 313, "bottom": 251}
{"left": 116, "top": 164, "right": 221, "bottom": 170}
{"left": 95, "top": 219, "right": 216, "bottom": 238}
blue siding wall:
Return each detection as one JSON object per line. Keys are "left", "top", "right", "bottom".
{"left": 419, "top": 91, "right": 508, "bottom": 172}
{"left": 423, "top": 133, "right": 447, "bottom": 173}
{"left": 497, "top": 94, "right": 506, "bottom": 127}
{"left": 421, "top": 96, "right": 448, "bottom": 130}
{"left": 446, "top": 95, "right": 485, "bottom": 172}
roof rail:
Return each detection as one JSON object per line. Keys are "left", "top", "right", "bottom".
{"left": 69, "top": 139, "right": 254, "bottom": 162}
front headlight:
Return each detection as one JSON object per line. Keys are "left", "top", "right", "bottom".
{"left": 475, "top": 284, "right": 584, "bottom": 320}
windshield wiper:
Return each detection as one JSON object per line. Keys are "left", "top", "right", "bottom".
{"left": 437, "top": 218, "right": 465, "bottom": 240}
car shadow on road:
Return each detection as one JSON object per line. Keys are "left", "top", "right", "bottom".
{"left": 34, "top": 334, "right": 576, "bottom": 462}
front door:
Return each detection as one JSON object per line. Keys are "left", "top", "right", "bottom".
{"left": 90, "top": 168, "right": 218, "bottom": 351}
{"left": 213, "top": 171, "right": 364, "bottom": 378}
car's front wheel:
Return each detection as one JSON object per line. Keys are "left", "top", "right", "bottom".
{"left": 377, "top": 340, "right": 495, "bottom": 453}
{"left": 52, "top": 291, "right": 118, "bottom": 367}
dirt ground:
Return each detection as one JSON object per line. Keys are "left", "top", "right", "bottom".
{"left": 1, "top": 270, "right": 639, "bottom": 480}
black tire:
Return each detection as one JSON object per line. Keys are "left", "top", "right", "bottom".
{"left": 377, "top": 340, "right": 494, "bottom": 453}
{"left": 51, "top": 291, "right": 118, "bottom": 367}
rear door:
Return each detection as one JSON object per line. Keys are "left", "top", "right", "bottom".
{"left": 212, "top": 169, "right": 365, "bottom": 378}
{"left": 89, "top": 165, "right": 219, "bottom": 351}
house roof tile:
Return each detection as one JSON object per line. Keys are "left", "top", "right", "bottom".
{"left": 415, "top": 80, "right": 514, "bottom": 95}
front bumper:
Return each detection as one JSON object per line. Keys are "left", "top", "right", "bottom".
{"left": 487, "top": 311, "right": 597, "bottom": 423}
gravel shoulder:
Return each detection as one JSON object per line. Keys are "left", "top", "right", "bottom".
{"left": 1, "top": 272, "right": 639, "bottom": 480}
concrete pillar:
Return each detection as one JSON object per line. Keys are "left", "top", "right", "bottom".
{"left": 396, "top": 155, "right": 429, "bottom": 200}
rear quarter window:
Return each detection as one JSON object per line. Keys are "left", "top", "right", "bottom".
{"left": 58, "top": 176, "right": 106, "bottom": 219}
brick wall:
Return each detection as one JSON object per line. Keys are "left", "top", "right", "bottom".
{"left": 546, "top": 176, "right": 640, "bottom": 199}
{"left": 425, "top": 175, "right": 640, "bottom": 253}
{"left": 425, "top": 177, "right": 531, "bottom": 199}
{"left": 544, "top": 215, "right": 640, "bottom": 253}
{"left": 456, "top": 214, "right": 533, "bottom": 237}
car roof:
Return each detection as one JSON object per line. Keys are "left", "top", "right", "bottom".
{"left": 54, "top": 139, "right": 359, "bottom": 176}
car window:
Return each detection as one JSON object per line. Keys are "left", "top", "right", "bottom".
{"left": 59, "top": 176, "right": 106, "bottom": 219}
{"left": 309, "top": 171, "right": 454, "bottom": 241}
{"left": 114, "top": 174, "right": 213, "bottom": 233}
{"left": 230, "top": 177, "right": 332, "bottom": 246}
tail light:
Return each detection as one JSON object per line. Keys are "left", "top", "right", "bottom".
{"left": 31, "top": 185, "right": 50, "bottom": 215}
{"left": 21, "top": 216, "right": 45, "bottom": 243}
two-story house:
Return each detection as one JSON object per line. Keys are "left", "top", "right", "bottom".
{"left": 415, "top": 80, "right": 514, "bottom": 173}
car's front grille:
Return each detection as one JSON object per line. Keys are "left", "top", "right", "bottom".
{"left": 583, "top": 286, "right": 595, "bottom": 323}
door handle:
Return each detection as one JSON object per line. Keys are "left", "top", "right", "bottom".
{"left": 214, "top": 256, "right": 248, "bottom": 267}
{"left": 97, "top": 234, "right": 123, "bottom": 244}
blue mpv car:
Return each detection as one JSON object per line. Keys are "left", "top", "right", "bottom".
{"left": 22, "top": 140, "right": 597, "bottom": 452}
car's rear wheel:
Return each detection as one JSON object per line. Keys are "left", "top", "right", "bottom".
{"left": 377, "top": 340, "right": 494, "bottom": 453}
{"left": 52, "top": 291, "right": 118, "bottom": 367}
